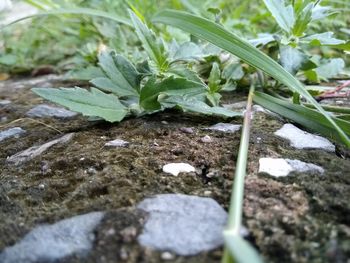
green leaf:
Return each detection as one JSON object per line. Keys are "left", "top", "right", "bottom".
{"left": 93, "top": 51, "right": 140, "bottom": 97}
{"left": 302, "top": 32, "right": 345, "bottom": 46}
{"left": 168, "top": 65, "right": 206, "bottom": 86}
{"left": 292, "top": 2, "right": 313, "bottom": 37}
{"left": 152, "top": 9, "right": 350, "bottom": 146}
{"left": 140, "top": 76, "right": 206, "bottom": 111}
{"left": 249, "top": 33, "right": 275, "bottom": 47}
{"left": 128, "top": 10, "right": 169, "bottom": 71}
{"left": 315, "top": 58, "right": 345, "bottom": 81}
{"left": 171, "top": 41, "right": 203, "bottom": 61}
{"left": 0, "top": 54, "right": 17, "bottom": 65}
{"left": 279, "top": 45, "right": 308, "bottom": 75}
{"left": 222, "top": 63, "right": 244, "bottom": 81}
{"left": 32, "top": 87, "right": 128, "bottom": 122}
{"left": 224, "top": 233, "right": 263, "bottom": 263}
{"left": 160, "top": 96, "right": 241, "bottom": 118}
{"left": 263, "top": 0, "right": 295, "bottom": 33}
{"left": 253, "top": 92, "right": 350, "bottom": 143}
{"left": 208, "top": 62, "right": 221, "bottom": 92}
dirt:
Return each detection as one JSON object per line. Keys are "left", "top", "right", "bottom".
{"left": 0, "top": 76, "right": 350, "bottom": 263}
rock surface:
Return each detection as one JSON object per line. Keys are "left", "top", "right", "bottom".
{"left": 162, "top": 163, "right": 196, "bottom": 176}
{"left": 259, "top": 158, "right": 324, "bottom": 177}
{"left": 0, "top": 99, "right": 11, "bottom": 106}
{"left": 137, "top": 194, "right": 227, "bottom": 255}
{"left": 274, "top": 124, "right": 335, "bottom": 152}
{"left": 0, "top": 127, "right": 26, "bottom": 142}
{"left": 6, "top": 133, "right": 74, "bottom": 165}
{"left": 0, "top": 212, "right": 104, "bottom": 263}
{"left": 204, "top": 123, "right": 241, "bottom": 133}
{"left": 26, "top": 104, "right": 77, "bottom": 118}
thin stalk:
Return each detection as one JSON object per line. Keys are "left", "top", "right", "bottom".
{"left": 222, "top": 84, "right": 255, "bottom": 263}
{"left": 303, "top": 103, "right": 350, "bottom": 114}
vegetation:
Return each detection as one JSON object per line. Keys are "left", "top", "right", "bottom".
{"left": 1, "top": 0, "right": 350, "bottom": 262}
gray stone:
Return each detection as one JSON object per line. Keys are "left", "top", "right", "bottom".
{"left": 200, "top": 135, "right": 213, "bottom": 143}
{"left": 275, "top": 124, "right": 335, "bottom": 152}
{"left": 204, "top": 123, "right": 241, "bottom": 133}
{"left": 137, "top": 194, "right": 227, "bottom": 255}
{"left": 0, "top": 127, "right": 26, "bottom": 142}
{"left": 0, "top": 99, "right": 11, "bottom": 106}
{"left": 179, "top": 127, "right": 194, "bottom": 134}
{"left": 0, "top": 212, "right": 104, "bottom": 263}
{"left": 105, "top": 139, "right": 129, "bottom": 147}
{"left": 26, "top": 104, "right": 77, "bottom": 118}
{"left": 259, "top": 157, "right": 324, "bottom": 177}
{"left": 6, "top": 133, "right": 74, "bottom": 166}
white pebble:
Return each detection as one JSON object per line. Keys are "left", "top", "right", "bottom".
{"left": 162, "top": 163, "right": 196, "bottom": 176}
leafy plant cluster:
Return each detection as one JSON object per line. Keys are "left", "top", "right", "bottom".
{"left": 33, "top": 10, "right": 241, "bottom": 122}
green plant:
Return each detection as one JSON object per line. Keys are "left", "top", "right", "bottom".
{"left": 254, "top": 0, "right": 350, "bottom": 82}
{"left": 32, "top": 11, "right": 241, "bottom": 122}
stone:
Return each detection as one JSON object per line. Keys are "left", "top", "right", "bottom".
{"left": 179, "top": 127, "right": 194, "bottom": 134}
{"left": 162, "top": 163, "right": 196, "bottom": 176}
{"left": 259, "top": 158, "right": 324, "bottom": 177}
{"left": 26, "top": 104, "right": 77, "bottom": 118}
{"left": 137, "top": 194, "right": 227, "bottom": 256}
{"left": 204, "top": 123, "right": 241, "bottom": 133}
{"left": 222, "top": 101, "right": 247, "bottom": 110}
{"left": 274, "top": 124, "right": 335, "bottom": 152}
{"left": 6, "top": 133, "right": 74, "bottom": 166}
{"left": 200, "top": 135, "right": 213, "bottom": 143}
{"left": 0, "top": 127, "right": 26, "bottom": 142}
{"left": 105, "top": 139, "right": 129, "bottom": 147}
{"left": 0, "top": 212, "right": 104, "bottom": 263}
{"left": 0, "top": 99, "right": 11, "bottom": 106}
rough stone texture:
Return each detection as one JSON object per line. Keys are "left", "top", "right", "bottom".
{"left": 0, "top": 127, "right": 26, "bottom": 142}
{"left": 204, "top": 123, "right": 241, "bottom": 133}
{"left": 26, "top": 104, "right": 77, "bottom": 118}
{"left": 162, "top": 163, "right": 196, "bottom": 176}
{"left": 259, "top": 158, "right": 324, "bottom": 177}
{"left": 0, "top": 212, "right": 104, "bottom": 263}
{"left": 274, "top": 124, "right": 335, "bottom": 152}
{"left": 6, "top": 133, "right": 74, "bottom": 166}
{"left": 105, "top": 139, "right": 129, "bottom": 147}
{"left": 137, "top": 194, "right": 227, "bottom": 256}
{"left": 200, "top": 135, "right": 213, "bottom": 143}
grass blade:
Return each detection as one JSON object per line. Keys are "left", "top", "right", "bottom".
{"left": 221, "top": 85, "right": 263, "bottom": 263}
{"left": 2, "top": 7, "right": 132, "bottom": 28}
{"left": 152, "top": 10, "right": 350, "bottom": 147}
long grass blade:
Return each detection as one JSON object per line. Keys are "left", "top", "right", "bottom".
{"left": 152, "top": 10, "right": 350, "bottom": 147}
{"left": 2, "top": 7, "right": 132, "bottom": 28}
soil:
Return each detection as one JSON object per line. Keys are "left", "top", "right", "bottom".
{"left": 0, "top": 76, "right": 349, "bottom": 263}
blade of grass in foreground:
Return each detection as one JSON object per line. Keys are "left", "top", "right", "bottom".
{"left": 1, "top": 7, "right": 132, "bottom": 28}
{"left": 222, "top": 85, "right": 263, "bottom": 263}
{"left": 152, "top": 10, "right": 350, "bottom": 147}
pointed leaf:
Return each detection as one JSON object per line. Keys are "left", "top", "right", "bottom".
{"left": 302, "top": 32, "right": 345, "bottom": 46}
{"left": 32, "top": 87, "right": 128, "bottom": 122}
{"left": 279, "top": 45, "right": 307, "bottom": 75}
{"left": 95, "top": 51, "right": 140, "bottom": 97}
{"left": 129, "top": 10, "right": 168, "bottom": 70}
{"left": 263, "top": 0, "right": 295, "bottom": 33}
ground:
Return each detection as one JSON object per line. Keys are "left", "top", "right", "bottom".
{"left": 0, "top": 76, "right": 349, "bottom": 262}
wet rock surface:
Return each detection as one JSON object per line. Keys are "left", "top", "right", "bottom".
{"left": 0, "top": 212, "right": 104, "bottom": 263}
{"left": 0, "top": 76, "right": 349, "bottom": 263}
{"left": 137, "top": 194, "right": 227, "bottom": 255}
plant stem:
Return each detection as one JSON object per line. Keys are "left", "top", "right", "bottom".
{"left": 221, "top": 84, "right": 255, "bottom": 263}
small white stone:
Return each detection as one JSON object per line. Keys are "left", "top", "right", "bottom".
{"left": 0, "top": 99, "right": 11, "bottom": 106}
{"left": 259, "top": 158, "right": 293, "bottom": 177}
{"left": 162, "top": 163, "right": 196, "bottom": 176}
{"left": 259, "top": 157, "right": 324, "bottom": 177}
{"left": 200, "top": 135, "right": 213, "bottom": 143}
{"left": 38, "top": 183, "right": 45, "bottom": 189}
{"left": 204, "top": 123, "right": 241, "bottom": 133}
{"left": 274, "top": 124, "right": 335, "bottom": 152}
{"left": 161, "top": 252, "right": 175, "bottom": 260}
{"left": 105, "top": 139, "right": 129, "bottom": 147}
